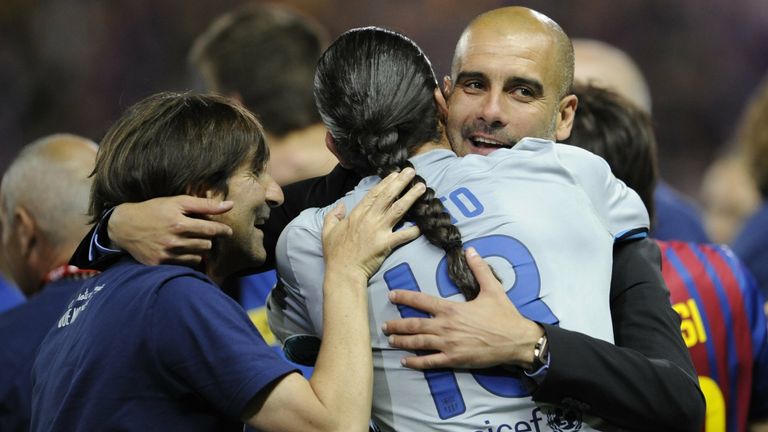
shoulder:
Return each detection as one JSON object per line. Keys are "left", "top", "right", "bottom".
{"left": 95, "top": 259, "right": 217, "bottom": 315}
{"left": 485, "top": 139, "right": 612, "bottom": 181}
{"left": 278, "top": 205, "right": 329, "bottom": 255}
{"left": 277, "top": 202, "right": 337, "bottom": 284}
{"left": 104, "top": 258, "right": 210, "bottom": 287}
{"left": 551, "top": 142, "right": 612, "bottom": 175}
{"left": 661, "top": 241, "right": 761, "bottom": 303}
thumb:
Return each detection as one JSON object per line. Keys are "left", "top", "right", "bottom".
{"left": 465, "top": 247, "right": 503, "bottom": 296}
{"left": 177, "top": 195, "right": 234, "bottom": 215}
{"left": 322, "top": 202, "right": 346, "bottom": 237}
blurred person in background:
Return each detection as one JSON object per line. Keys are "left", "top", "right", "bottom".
{"left": 731, "top": 73, "right": 768, "bottom": 300}
{"left": 189, "top": 3, "right": 337, "bottom": 187}
{"left": 700, "top": 154, "right": 760, "bottom": 244}
{"left": 572, "top": 38, "right": 710, "bottom": 243}
{"left": 189, "top": 3, "right": 340, "bottom": 372}
{"left": 564, "top": 83, "right": 768, "bottom": 432}
{"left": 0, "top": 134, "right": 99, "bottom": 431}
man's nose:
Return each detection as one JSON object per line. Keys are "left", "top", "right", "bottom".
{"left": 264, "top": 174, "right": 284, "bottom": 208}
{"left": 478, "top": 92, "right": 508, "bottom": 128}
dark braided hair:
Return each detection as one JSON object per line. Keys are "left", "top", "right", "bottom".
{"left": 314, "top": 27, "right": 480, "bottom": 299}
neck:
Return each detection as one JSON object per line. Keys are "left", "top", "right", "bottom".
{"left": 26, "top": 244, "right": 76, "bottom": 295}
{"left": 411, "top": 134, "right": 452, "bottom": 157}
{"left": 201, "top": 260, "right": 224, "bottom": 286}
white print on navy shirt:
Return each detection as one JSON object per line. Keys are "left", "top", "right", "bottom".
{"left": 57, "top": 284, "right": 105, "bottom": 328}
{"left": 472, "top": 406, "right": 583, "bottom": 432}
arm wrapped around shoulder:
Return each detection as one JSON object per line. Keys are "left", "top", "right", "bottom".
{"left": 532, "top": 238, "right": 705, "bottom": 431}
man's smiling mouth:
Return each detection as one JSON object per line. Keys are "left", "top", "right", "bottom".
{"left": 469, "top": 136, "right": 512, "bottom": 149}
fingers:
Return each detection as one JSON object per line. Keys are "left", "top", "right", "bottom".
{"left": 175, "top": 195, "right": 234, "bottom": 215}
{"left": 387, "top": 333, "right": 443, "bottom": 351}
{"left": 166, "top": 238, "right": 213, "bottom": 255}
{"left": 387, "top": 289, "right": 444, "bottom": 315}
{"left": 362, "top": 168, "right": 417, "bottom": 214}
{"left": 382, "top": 317, "right": 433, "bottom": 336}
{"left": 399, "top": 352, "right": 451, "bottom": 370}
{"left": 389, "top": 225, "right": 421, "bottom": 249}
{"left": 321, "top": 203, "right": 346, "bottom": 239}
{"left": 465, "top": 247, "right": 503, "bottom": 294}
{"left": 387, "top": 181, "right": 426, "bottom": 222}
{"left": 171, "top": 216, "right": 233, "bottom": 238}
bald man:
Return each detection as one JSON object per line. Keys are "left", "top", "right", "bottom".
{"left": 572, "top": 38, "right": 710, "bottom": 243}
{"left": 0, "top": 134, "right": 98, "bottom": 431}
{"left": 378, "top": 10, "right": 703, "bottom": 431}
{"left": 572, "top": 39, "right": 652, "bottom": 113}
{"left": 68, "top": 7, "right": 704, "bottom": 431}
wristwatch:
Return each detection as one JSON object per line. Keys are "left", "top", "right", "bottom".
{"left": 531, "top": 334, "right": 549, "bottom": 370}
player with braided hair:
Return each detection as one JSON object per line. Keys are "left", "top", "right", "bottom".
{"left": 267, "top": 27, "right": 649, "bottom": 431}
{"left": 313, "top": 28, "right": 478, "bottom": 299}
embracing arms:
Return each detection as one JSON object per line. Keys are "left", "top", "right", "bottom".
{"left": 383, "top": 238, "right": 705, "bottom": 432}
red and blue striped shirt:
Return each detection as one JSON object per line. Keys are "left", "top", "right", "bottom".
{"left": 660, "top": 240, "right": 768, "bottom": 431}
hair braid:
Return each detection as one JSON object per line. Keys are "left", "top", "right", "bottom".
{"left": 362, "top": 129, "right": 480, "bottom": 299}
{"left": 407, "top": 177, "right": 479, "bottom": 299}
{"left": 315, "top": 27, "right": 480, "bottom": 299}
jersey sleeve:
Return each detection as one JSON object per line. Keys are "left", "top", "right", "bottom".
{"left": 150, "top": 275, "right": 297, "bottom": 420}
{"left": 559, "top": 146, "right": 649, "bottom": 242}
{"left": 269, "top": 212, "right": 327, "bottom": 344}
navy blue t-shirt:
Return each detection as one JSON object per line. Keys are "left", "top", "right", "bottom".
{"left": 733, "top": 202, "right": 768, "bottom": 297}
{"left": 0, "top": 274, "right": 24, "bottom": 314}
{"left": 31, "top": 257, "right": 297, "bottom": 431}
{"left": 652, "top": 181, "right": 710, "bottom": 243}
{"left": 0, "top": 277, "right": 86, "bottom": 432}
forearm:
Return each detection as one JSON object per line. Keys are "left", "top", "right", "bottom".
{"left": 533, "top": 239, "right": 704, "bottom": 431}
{"left": 309, "top": 269, "right": 373, "bottom": 431}
{"left": 534, "top": 323, "right": 703, "bottom": 431}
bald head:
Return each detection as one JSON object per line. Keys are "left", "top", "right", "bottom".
{"left": 573, "top": 39, "right": 652, "bottom": 113}
{"left": 0, "top": 134, "right": 97, "bottom": 295}
{"left": 452, "top": 6, "right": 574, "bottom": 98}
{"left": 443, "top": 7, "right": 579, "bottom": 154}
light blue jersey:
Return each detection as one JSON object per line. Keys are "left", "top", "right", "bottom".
{"left": 269, "top": 138, "right": 649, "bottom": 431}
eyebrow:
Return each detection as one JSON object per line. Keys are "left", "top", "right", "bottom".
{"left": 455, "top": 71, "right": 544, "bottom": 96}
{"left": 455, "top": 71, "right": 486, "bottom": 84}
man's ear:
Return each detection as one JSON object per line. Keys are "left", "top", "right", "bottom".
{"left": 325, "top": 131, "right": 349, "bottom": 168}
{"left": 434, "top": 88, "right": 449, "bottom": 122}
{"left": 555, "top": 94, "right": 579, "bottom": 141}
{"left": 442, "top": 75, "right": 454, "bottom": 97}
{"left": 13, "top": 206, "right": 36, "bottom": 259}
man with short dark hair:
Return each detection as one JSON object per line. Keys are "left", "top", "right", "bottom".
{"left": 31, "top": 92, "right": 426, "bottom": 431}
